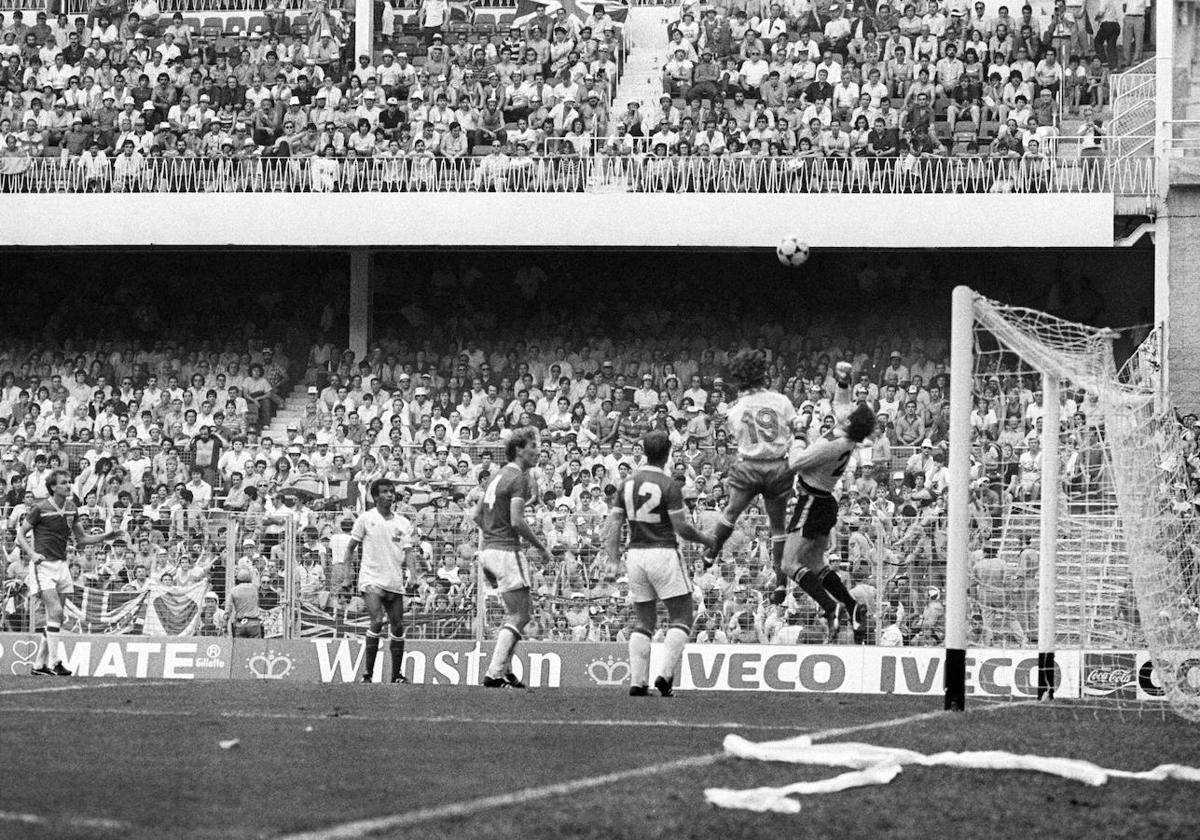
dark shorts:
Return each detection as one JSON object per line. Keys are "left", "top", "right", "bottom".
{"left": 726, "top": 459, "right": 794, "bottom": 501}
{"left": 233, "top": 617, "right": 264, "bottom": 638}
{"left": 788, "top": 491, "right": 838, "bottom": 539}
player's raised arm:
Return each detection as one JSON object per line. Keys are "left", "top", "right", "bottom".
{"left": 831, "top": 360, "right": 854, "bottom": 420}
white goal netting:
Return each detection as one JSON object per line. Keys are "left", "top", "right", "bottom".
{"left": 966, "top": 292, "right": 1200, "bottom": 720}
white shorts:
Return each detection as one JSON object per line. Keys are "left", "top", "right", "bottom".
{"left": 626, "top": 547, "right": 691, "bottom": 604}
{"left": 479, "top": 548, "right": 530, "bottom": 593}
{"left": 27, "top": 559, "right": 72, "bottom": 597}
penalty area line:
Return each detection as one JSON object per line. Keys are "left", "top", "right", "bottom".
{"left": 0, "top": 810, "right": 128, "bottom": 832}
{"left": 0, "top": 705, "right": 820, "bottom": 733}
{"left": 276, "top": 703, "right": 1024, "bottom": 840}
{"left": 0, "top": 681, "right": 130, "bottom": 697}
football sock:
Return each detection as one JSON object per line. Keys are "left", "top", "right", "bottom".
{"left": 628, "top": 628, "right": 652, "bottom": 689}
{"left": 45, "top": 623, "right": 59, "bottom": 666}
{"left": 792, "top": 568, "right": 838, "bottom": 614}
{"left": 817, "top": 566, "right": 857, "bottom": 611}
{"left": 660, "top": 623, "right": 690, "bottom": 685}
{"left": 771, "top": 535, "right": 787, "bottom": 585}
{"left": 488, "top": 623, "right": 522, "bottom": 679}
{"left": 388, "top": 633, "right": 405, "bottom": 682}
{"left": 33, "top": 626, "right": 49, "bottom": 668}
{"left": 363, "top": 630, "right": 381, "bottom": 679}
{"left": 708, "top": 517, "right": 736, "bottom": 556}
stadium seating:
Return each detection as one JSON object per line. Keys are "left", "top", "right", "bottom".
{"left": 0, "top": 263, "right": 1146, "bottom": 651}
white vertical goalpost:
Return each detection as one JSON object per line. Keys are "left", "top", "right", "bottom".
{"left": 944, "top": 286, "right": 973, "bottom": 711}
{"left": 943, "top": 286, "right": 1200, "bottom": 719}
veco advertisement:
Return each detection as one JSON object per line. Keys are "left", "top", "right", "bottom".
{"left": 0, "top": 633, "right": 1182, "bottom": 699}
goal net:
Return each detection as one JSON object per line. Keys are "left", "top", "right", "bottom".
{"left": 950, "top": 288, "right": 1200, "bottom": 721}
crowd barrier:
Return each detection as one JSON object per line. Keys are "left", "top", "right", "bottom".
{"left": 0, "top": 153, "right": 1156, "bottom": 196}
{"left": 0, "top": 632, "right": 1184, "bottom": 701}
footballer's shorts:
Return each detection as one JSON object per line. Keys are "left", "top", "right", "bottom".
{"left": 787, "top": 485, "right": 839, "bottom": 539}
{"left": 479, "top": 548, "right": 530, "bottom": 593}
{"left": 27, "top": 559, "right": 72, "bottom": 598}
{"left": 360, "top": 582, "right": 405, "bottom": 604}
{"left": 726, "top": 458, "right": 794, "bottom": 501}
{"left": 626, "top": 547, "right": 692, "bottom": 603}
{"left": 27, "top": 560, "right": 72, "bottom": 627}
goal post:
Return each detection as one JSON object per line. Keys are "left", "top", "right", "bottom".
{"left": 945, "top": 286, "right": 973, "bottom": 711}
{"left": 944, "top": 287, "right": 1199, "bottom": 721}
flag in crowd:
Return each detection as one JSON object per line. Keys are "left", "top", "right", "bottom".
{"left": 448, "top": 0, "right": 476, "bottom": 23}
{"left": 512, "top": 0, "right": 629, "bottom": 27}
{"left": 62, "top": 582, "right": 210, "bottom": 636}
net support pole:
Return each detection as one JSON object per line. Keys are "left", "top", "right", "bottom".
{"left": 1037, "top": 374, "right": 1061, "bottom": 700}
{"left": 944, "top": 286, "right": 974, "bottom": 711}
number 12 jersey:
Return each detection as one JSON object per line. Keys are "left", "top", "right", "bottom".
{"left": 615, "top": 466, "right": 685, "bottom": 548}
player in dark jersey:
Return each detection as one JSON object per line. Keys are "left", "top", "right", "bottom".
{"left": 782, "top": 403, "right": 877, "bottom": 642}
{"left": 472, "top": 426, "right": 550, "bottom": 688}
{"left": 17, "top": 469, "right": 123, "bottom": 676}
{"left": 605, "top": 430, "right": 715, "bottom": 697}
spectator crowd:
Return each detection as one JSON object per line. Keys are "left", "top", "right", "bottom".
{"left": 640, "top": 0, "right": 1130, "bottom": 166}
{"left": 0, "top": 261, "right": 1147, "bottom": 647}
{"left": 0, "top": 0, "right": 1143, "bottom": 192}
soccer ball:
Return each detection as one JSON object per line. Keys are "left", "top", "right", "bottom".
{"left": 776, "top": 236, "right": 809, "bottom": 267}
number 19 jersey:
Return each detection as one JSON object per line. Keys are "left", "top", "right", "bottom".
{"left": 727, "top": 390, "right": 797, "bottom": 460}
{"left": 615, "top": 466, "right": 685, "bottom": 548}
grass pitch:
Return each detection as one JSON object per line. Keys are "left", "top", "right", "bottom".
{"left": 1, "top": 678, "right": 1197, "bottom": 839}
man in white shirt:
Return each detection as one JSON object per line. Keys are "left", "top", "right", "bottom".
{"left": 738, "top": 50, "right": 771, "bottom": 96}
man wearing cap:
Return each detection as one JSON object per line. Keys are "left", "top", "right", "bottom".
{"left": 882, "top": 349, "right": 909, "bottom": 385}
{"left": 662, "top": 47, "right": 694, "bottom": 97}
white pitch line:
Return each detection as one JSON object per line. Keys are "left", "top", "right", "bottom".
{"left": 276, "top": 702, "right": 1032, "bottom": 840}
{"left": 0, "top": 681, "right": 129, "bottom": 697}
{"left": 0, "top": 704, "right": 819, "bottom": 732}
{"left": 0, "top": 810, "right": 128, "bottom": 831}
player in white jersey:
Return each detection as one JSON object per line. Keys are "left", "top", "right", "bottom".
{"left": 705, "top": 350, "right": 797, "bottom": 595}
{"left": 344, "top": 478, "right": 415, "bottom": 683}
{"left": 779, "top": 401, "right": 877, "bottom": 641}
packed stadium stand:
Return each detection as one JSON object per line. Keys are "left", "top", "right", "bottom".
{"left": 0, "top": 0, "right": 1156, "bottom": 194}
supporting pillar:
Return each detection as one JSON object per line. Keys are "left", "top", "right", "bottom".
{"left": 349, "top": 248, "right": 371, "bottom": 362}
{"left": 355, "top": 0, "right": 374, "bottom": 70}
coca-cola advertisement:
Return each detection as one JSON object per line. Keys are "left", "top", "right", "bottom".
{"left": 1082, "top": 652, "right": 1139, "bottom": 700}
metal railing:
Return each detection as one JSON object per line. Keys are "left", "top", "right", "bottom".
{"left": 0, "top": 153, "right": 1156, "bottom": 196}
{"left": 0, "top": 0, "right": 513, "bottom": 16}
{"left": 0, "top": 0, "right": 358, "bottom": 13}
{"left": 2, "top": 501, "right": 1153, "bottom": 648}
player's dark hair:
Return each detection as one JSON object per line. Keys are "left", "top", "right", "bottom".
{"left": 845, "top": 403, "right": 877, "bottom": 443}
{"left": 729, "top": 348, "right": 768, "bottom": 389}
{"left": 505, "top": 426, "right": 539, "bottom": 462}
{"left": 641, "top": 430, "right": 671, "bottom": 467}
{"left": 370, "top": 478, "right": 395, "bottom": 500}
{"left": 45, "top": 468, "right": 71, "bottom": 494}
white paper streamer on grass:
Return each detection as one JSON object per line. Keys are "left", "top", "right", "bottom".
{"left": 705, "top": 735, "right": 1200, "bottom": 813}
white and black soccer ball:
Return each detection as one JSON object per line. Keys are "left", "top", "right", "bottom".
{"left": 776, "top": 236, "right": 809, "bottom": 267}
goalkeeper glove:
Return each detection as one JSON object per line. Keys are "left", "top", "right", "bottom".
{"left": 835, "top": 361, "right": 853, "bottom": 387}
